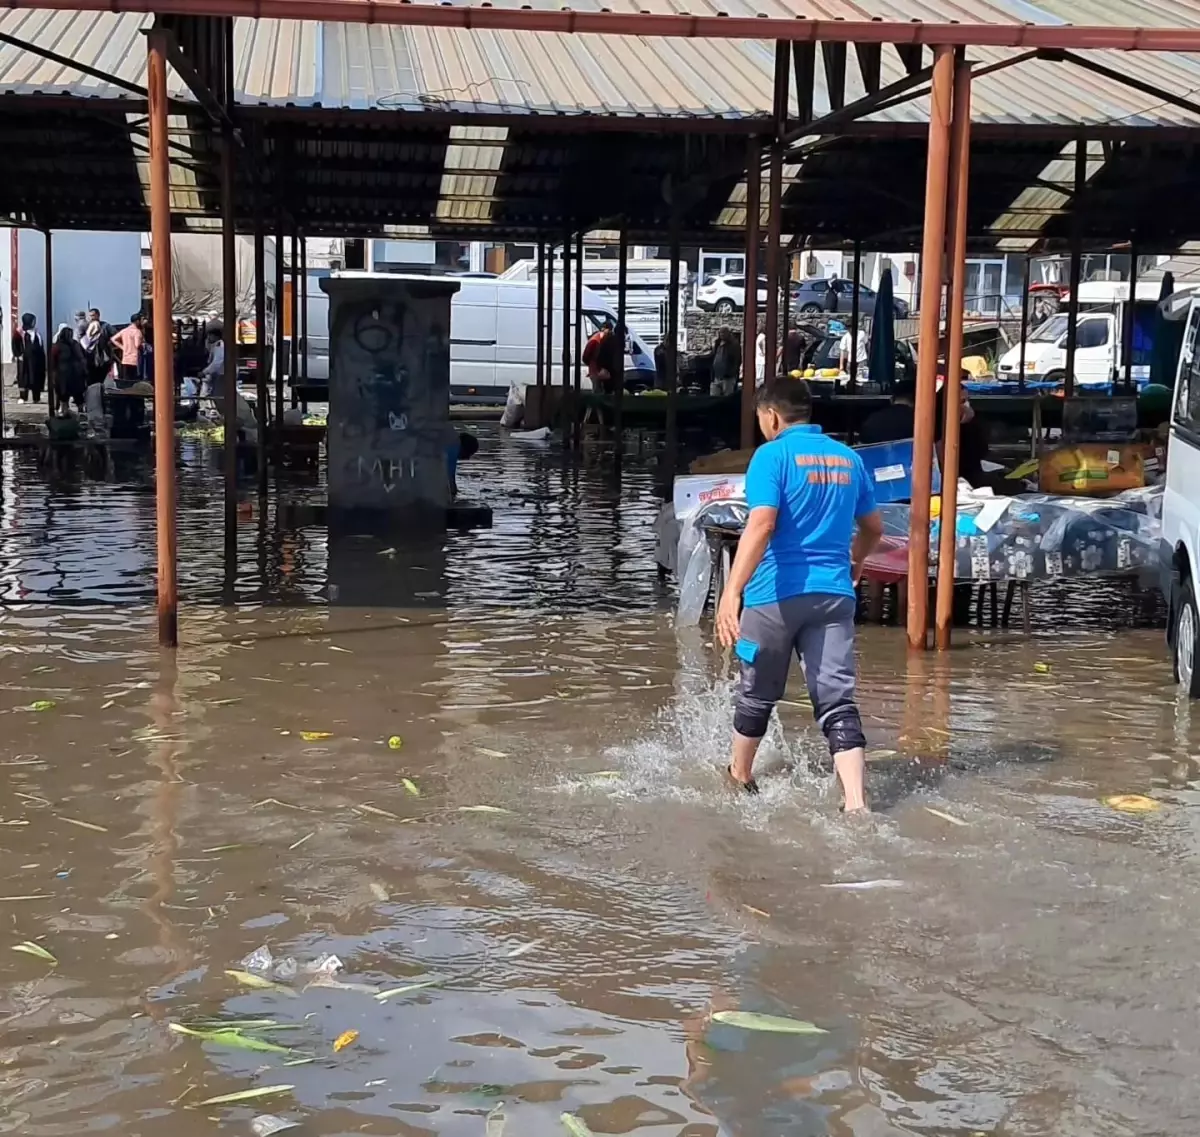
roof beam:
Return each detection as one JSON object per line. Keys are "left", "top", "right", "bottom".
{"left": 783, "top": 63, "right": 932, "bottom": 149}
{"left": 821, "top": 42, "right": 847, "bottom": 112}
{"left": 10, "top": 3, "right": 1200, "bottom": 51}
{"left": 0, "top": 28, "right": 148, "bottom": 98}
{"left": 1051, "top": 50, "right": 1200, "bottom": 120}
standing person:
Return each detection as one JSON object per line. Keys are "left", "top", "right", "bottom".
{"left": 754, "top": 328, "right": 766, "bottom": 386}
{"left": 50, "top": 324, "right": 88, "bottom": 412}
{"left": 837, "top": 320, "right": 869, "bottom": 378}
{"left": 11, "top": 314, "right": 47, "bottom": 403}
{"left": 199, "top": 327, "right": 225, "bottom": 397}
{"left": 81, "top": 309, "right": 115, "bottom": 388}
{"left": 73, "top": 310, "right": 88, "bottom": 340}
{"left": 715, "top": 380, "right": 883, "bottom": 812}
{"left": 110, "top": 313, "right": 145, "bottom": 384}
{"left": 711, "top": 327, "right": 740, "bottom": 396}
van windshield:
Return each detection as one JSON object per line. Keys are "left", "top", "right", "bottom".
{"left": 1029, "top": 314, "right": 1069, "bottom": 343}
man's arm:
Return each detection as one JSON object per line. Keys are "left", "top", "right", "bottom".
{"left": 851, "top": 509, "right": 884, "bottom": 582}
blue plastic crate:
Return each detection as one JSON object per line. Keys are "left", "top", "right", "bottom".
{"left": 853, "top": 437, "right": 941, "bottom": 504}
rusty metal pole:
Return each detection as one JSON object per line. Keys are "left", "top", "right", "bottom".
{"left": 573, "top": 230, "right": 584, "bottom": 448}
{"left": 44, "top": 230, "right": 56, "bottom": 415}
{"left": 562, "top": 227, "right": 572, "bottom": 442}
{"left": 763, "top": 40, "right": 788, "bottom": 384}
{"left": 299, "top": 234, "right": 308, "bottom": 391}
{"left": 614, "top": 224, "right": 627, "bottom": 458}
{"left": 545, "top": 242, "right": 555, "bottom": 398}
{"left": 906, "top": 44, "right": 954, "bottom": 652}
{"left": 934, "top": 59, "right": 972, "bottom": 652}
{"left": 741, "top": 139, "right": 762, "bottom": 449}
{"left": 148, "top": 30, "right": 178, "bottom": 648}
{"left": 221, "top": 127, "right": 239, "bottom": 585}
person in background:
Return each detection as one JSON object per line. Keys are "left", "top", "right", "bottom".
{"left": 73, "top": 310, "right": 88, "bottom": 340}
{"left": 110, "top": 313, "right": 145, "bottom": 384}
{"left": 711, "top": 327, "right": 740, "bottom": 396}
{"left": 715, "top": 379, "right": 883, "bottom": 812}
{"left": 836, "top": 320, "right": 869, "bottom": 378}
{"left": 51, "top": 324, "right": 88, "bottom": 412}
{"left": 754, "top": 328, "right": 766, "bottom": 385}
{"left": 200, "top": 327, "right": 225, "bottom": 396}
{"left": 447, "top": 430, "right": 479, "bottom": 501}
{"left": 12, "top": 313, "right": 46, "bottom": 403}
{"left": 81, "top": 309, "right": 115, "bottom": 388}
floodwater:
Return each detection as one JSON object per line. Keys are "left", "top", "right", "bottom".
{"left": 1, "top": 425, "right": 1197, "bottom": 1137}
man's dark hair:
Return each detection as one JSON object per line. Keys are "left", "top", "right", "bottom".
{"left": 756, "top": 378, "right": 812, "bottom": 423}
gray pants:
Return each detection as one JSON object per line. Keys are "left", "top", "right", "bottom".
{"left": 734, "top": 593, "right": 866, "bottom": 753}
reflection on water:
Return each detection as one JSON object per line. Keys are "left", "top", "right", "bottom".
{"left": 1, "top": 426, "right": 1197, "bottom": 1137}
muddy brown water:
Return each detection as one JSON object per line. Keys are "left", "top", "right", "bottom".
{"left": 0, "top": 427, "right": 1196, "bottom": 1137}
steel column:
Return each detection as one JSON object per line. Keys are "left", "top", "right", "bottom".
{"left": 849, "top": 237, "right": 862, "bottom": 391}
{"left": 148, "top": 30, "right": 178, "bottom": 648}
{"left": 544, "top": 243, "right": 555, "bottom": 399}
{"left": 741, "top": 138, "right": 762, "bottom": 450}
{"left": 573, "top": 230, "right": 584, "bottom": 449}
{"left": 764, "top": 41, "right": 789, "bottom": 384}
{"left": 253, "top": 181, "right": 267, "bottom": 480}
{"left": 289, "top": 231, "right": 299, "bottom": 407}
{"left": 43, "top": 230, "right": 56, "bottom": 415}
{"left": 221, "top": 126, "right": 238, "bottom": 584}
{"left": 906, "top": 44, "right": 954, "bottom": 652}
{"left": 299, "top": 234, "right": 308, "bottom": 388}
{"left": 535, "top": 239, "right": 545, "bottom": 388}
{"left": 1123, "top": 243, "right": 1137, "bottom": 391}
{"left": 1018, "top": 253, "right": 1030, "bottom": 394}
{"left": 614, "top": 225, "right": 627, "bottom": 458}
{"left": 562, "top": 228, "right": 572, "bottom": 442}
{"left": 665, "top": 212, "right": 681, "bottom": 463}
{"left": 1064, "top": 137, "right": 1086, "bottom": 400}
{"left": 934, "top": 59, "right": 972, "bottom": 652}
{"left": 274, "top": 213, "right": 285, "bottom": 432}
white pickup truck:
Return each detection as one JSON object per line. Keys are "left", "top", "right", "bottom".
{"left": 997, "top": 280, "right": 1160, "bottom": 388}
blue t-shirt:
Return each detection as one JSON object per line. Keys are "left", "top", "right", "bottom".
{"left": 743, "top": 424, "right": 877, "bottom": 608}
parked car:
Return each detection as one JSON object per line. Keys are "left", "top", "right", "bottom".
{"left": 793, "top": 277, "right": 910, "bottom": 319}
{"left": 695, "top": 274, "right": 801, "bottom": 315}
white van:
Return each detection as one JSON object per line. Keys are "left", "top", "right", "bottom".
{"left": 997, "top": 280, "right": 1161, "bottom": 387}
{"left": 303, "top": 271, "right": 657, "bottom": 403}
{"left": 1159, "top": 285, "right": 1200, "bottom": 694}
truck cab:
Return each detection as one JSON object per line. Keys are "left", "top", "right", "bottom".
{"left": 1160, "top": 286, "right": 1200, "bottom": 694}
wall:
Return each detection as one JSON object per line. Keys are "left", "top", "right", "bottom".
{"left": 9, "top": 230, "right": 142, "bottom": 351}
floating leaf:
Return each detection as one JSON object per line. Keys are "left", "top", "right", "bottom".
{"left": 204, "top": 843, "right": 244, "bottom": 853}
{"left": 507, "top": 940, "right": 542, "bottom": 959}
{"left": 457, "top": 805, "right": 511, "bottom": 815}
{"left": 387, "top": 736, "right": 403, "bottom": 751}
{"left": 282, "top": 1057, "right": 315, "bottom": 1067}
{"left": 287, "top": 832, "right": 314, "bottom": 851}
{"left": 12, "top": 941, "right": 56, "bottom": 963}
{"left": 168, "top": 1023, "right": 293, "bottom": 1054}
{"left": 1103, "top": 794, "right": 1161, "bottom": 814}
{"left": 822, "top": 879, "right": 905, "bottom": 891}
{"left": 299, "top": 731, "right": 333, "bottom": 742}
{"left": 332, "top": 1029, "right": 359, "bottom": 1053}
{"left": 369, "top": 882, "right": 389, "bottom": 902}
{"left": 0, "top": 894, "right": 52, "bottom": 902}
{"left": 375, "top": 979, "right": 441, "bottom": 1002}
{"left": 250, "top": 1116, "right": 301, "bottom": 1137}
{"left": 1033, "top": 662, "right": 1051, "bottom": 674}
{"left": 28, "top": 700, "right": 57, "bottom": 712}
{"left": 58, "top": 816, "right": 108, "bottom": 833}
{"left": 196, "top": 1085, "right": 295, "bottom": 1107}
{"left": 743, "top": 904, "right": 770, "bottom": 918}
{"left": 561, "top": 1113, "right": 594, "bottom": 1137}
{"left": 710, "top": 1010, "right": 827, "bottom": 1035}
{"left": 401, "top": 778, "right": 420, "bottom": 797}
{"left": 924, "top": 806, "right": 968, "bottom": 827}
{"left": 225, "top": 969, "right": 292, "bottom": 993}
{"left": 476, "top": 748, "right": 508, "bottom": 759}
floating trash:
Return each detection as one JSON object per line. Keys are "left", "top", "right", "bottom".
{"left": 1103, "top": 794, "right": 1160, "bottom": 813}
{"left": 332, "top": 1029, "right": 359, "bottom": 1053}
{"left": 250, "top": 1116, "right": 300, "bottom": 1137}
{"left": 196, "top": 1086, "right": 294, "bottom": 1107}
{"left": 710, "top": 1010, "right": 827, "bottom": 1034}
{"left": 12, "top": 940, "right": 56, "bottom": 963}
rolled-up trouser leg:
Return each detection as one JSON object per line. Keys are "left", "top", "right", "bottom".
{"left": 793, "top": 594, "right": 866, "bottom": 754}
{"left": 733, "top": 603, "right": 794, "bottom": 739}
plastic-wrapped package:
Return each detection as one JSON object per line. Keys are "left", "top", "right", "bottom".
{"left": 675, "top": 498, "right": 749, "bottom": 626}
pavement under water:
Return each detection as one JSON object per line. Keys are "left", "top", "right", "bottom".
{"left": 0, "top": 424, "right": 1196, "bottom": 1137}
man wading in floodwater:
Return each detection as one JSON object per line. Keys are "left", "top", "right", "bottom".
{"left": 716, "top": 380, "right": 883, "bottom": 813}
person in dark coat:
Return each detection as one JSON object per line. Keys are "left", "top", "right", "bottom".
{"left": 12, "top": 313, "right": 47, "bottom": 403}
{"left": 50, "top": 324, "right": 88, "bottom": 412}
{"left": 711, "top": 327, "right": 740, "bottom": 395}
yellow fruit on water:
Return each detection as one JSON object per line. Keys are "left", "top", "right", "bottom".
{"left": 388, "top": 736, "right": 403, "bottom": 750}
{"left": 1103, "top": 794, "right": 1160, "bottom": 813}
